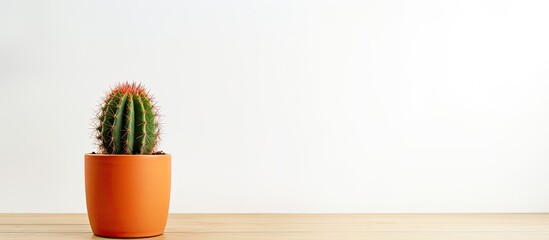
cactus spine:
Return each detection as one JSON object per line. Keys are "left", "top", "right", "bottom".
{"left": 95, "top": 82, "right": 160, "bottom": 154}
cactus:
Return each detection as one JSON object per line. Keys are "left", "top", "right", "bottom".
{"left": 95, "top": 82, "right": 160, "bottom": 154}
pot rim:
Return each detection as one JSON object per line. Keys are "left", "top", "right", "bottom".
{"left": 85, "top": 153, "right": 171, "bottom": 157}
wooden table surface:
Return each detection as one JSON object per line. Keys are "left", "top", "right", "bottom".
{"left": 1, "top": 214, "right": 549, "bottom": 239}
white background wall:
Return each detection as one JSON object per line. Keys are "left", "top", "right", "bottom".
{"left": 1, "top": 0, "right": 549, "bottom": 213}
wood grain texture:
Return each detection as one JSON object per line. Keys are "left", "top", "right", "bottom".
{"left": 1, "top": 214, "right": 549, "bottom": 239}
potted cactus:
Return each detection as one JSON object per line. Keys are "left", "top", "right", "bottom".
{"left": 85, "top": 82, "right": 171, "bottom": 238}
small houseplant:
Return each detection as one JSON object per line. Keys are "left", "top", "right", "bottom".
{"left": 85, "top": 82, "right": 171, "bottom": 238}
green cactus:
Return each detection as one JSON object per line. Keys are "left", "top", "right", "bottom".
{"left": 95, "top": 82, "right": 160, "bottom": 154}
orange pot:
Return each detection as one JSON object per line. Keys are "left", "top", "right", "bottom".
{"left": 85, "top": 154, "right": 171, "bottom": 238}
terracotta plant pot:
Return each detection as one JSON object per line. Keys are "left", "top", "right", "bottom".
{"left": 85, "top": 154, "right": 171, "bottom": 238}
